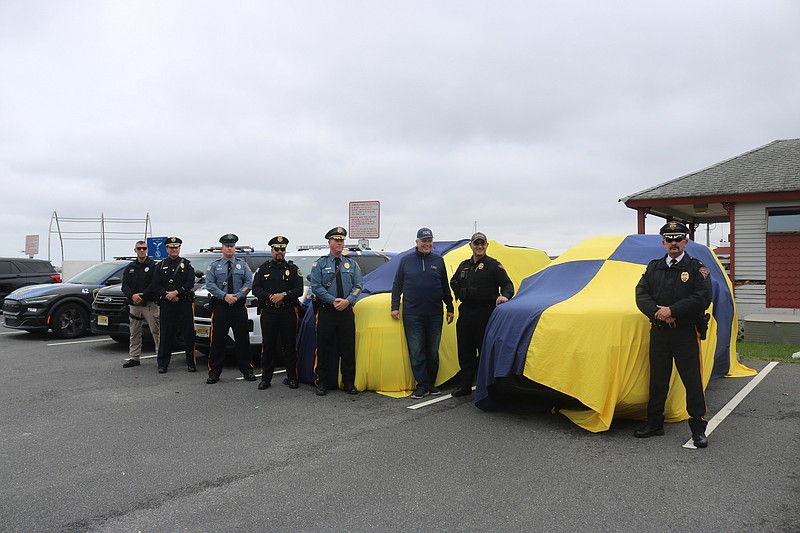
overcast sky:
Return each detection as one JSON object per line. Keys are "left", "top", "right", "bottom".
{"left": 2, "top": 1, "right": 798, "bottom": 264}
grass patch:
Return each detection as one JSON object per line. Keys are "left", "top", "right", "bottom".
{"left": 737, "top": 341, "right": 800, "bottom": 363}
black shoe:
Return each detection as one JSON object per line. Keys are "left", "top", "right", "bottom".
{"left": 692, "top": 432, "right": 708, "bottom": 448}
{"left": 187, "top": 366, "right": 197, "bottom": 372}
{"left": 157, "top": 367, "right": 167, "bottom": 374}
{"left": 316, "top": 385, "right": 327, "bottom": 396}
{"left": 344, "top": 384, "right": 358, "bottom": 395}
{"left": 428, "top": 385, "right": 442, "bottom": 396}
{"left": 243, "top": 373, "right": 257, "bottom": 381}
{"left": 206, "top": 376, "right": 219, "bottom": 384}
{"left": 123, "top": 359, "right": 141, "bottom": 368}
{"left": 258, "top": 381, "right": 271, "bottom": 390}
{"left": 452, "top": 386, "right": 472, "bottom": 397}
{"left": 288, "top": 379, "right": 299, "bottom": 389}
{"left": 410, "top": 385, "right": 429, "bottom": 399}
{"left": 634, "top": 424, "right": 664, "bottom": 438}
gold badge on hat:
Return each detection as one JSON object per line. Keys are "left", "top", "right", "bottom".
{"left": 681, "top": 272, "right": 689, "bottom": 282}
{"left": 669, "top": 221, "right": 678, "bottom": 231}
{"left": 338, "top": 227, "right": 344, "bottom": 233}
{"left": 278, "top": 236, "right": 284, "bottom": 243}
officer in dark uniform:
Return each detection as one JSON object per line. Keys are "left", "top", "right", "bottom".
{"left": 205, "top": 233, "right": 255, "bottom": 384}
{"left": 150, "top": 236, "right": 196, "bottom": 373}
{"left": 449, "top": 232, "right": 514, "bottom": 397}
{"left": 635, "top": 221, "right": 712, "bottom": 448}
{"left": 252, "top": 235, "right": 304, "bottom": 390}
{"left": 122, "top": 240, "right": 160, "bottom": 368}
{"left": 309, "top": 226, "right": 363, "bottom": 396}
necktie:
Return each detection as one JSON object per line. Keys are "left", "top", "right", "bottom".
{"left": 670, "top": 258, "right": 677, "bottom": 268}
{"left": 334, "top": 257, "right": 344, "bottom": 299}
{"left": 226, "top": 260, "right": 234, "bottom": 294}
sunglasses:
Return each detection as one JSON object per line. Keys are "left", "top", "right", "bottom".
{"left": 135, "top": 247, "right": 147, "bottom": 251}
{"left": 663, "top": 235, "right": 685, "bottom": 243}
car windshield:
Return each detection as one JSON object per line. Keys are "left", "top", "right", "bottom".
{"left": 286, "top": 255, "right": 320, "bottom": 278}
{"left": 67, "top": 262, "right": 126, "bottom": 284}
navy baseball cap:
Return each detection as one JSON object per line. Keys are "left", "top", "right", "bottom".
{"left": 416, "top": 227, "right": 433, "bottom": 239}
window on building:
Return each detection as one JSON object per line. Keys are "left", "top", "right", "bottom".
{"left": 767, "top": 209, "right": 800, "bottom": 233}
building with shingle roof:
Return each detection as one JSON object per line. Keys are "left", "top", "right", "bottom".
{"left": 620, "top": 139, "right": 800, "bottom": 328}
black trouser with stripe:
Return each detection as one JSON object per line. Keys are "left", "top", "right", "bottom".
{"left": 455, "top": 304, "right": 494, "bottom": 388}
{"left": 647, "top": 324, "right": 707, "bottom": 434}
{"left": 157, "top": 300, "right": 195, "bottom": 369}
{"left": 260, "top": 307, "right": 298, "bottom": 384}
{"left": 208, "top": 302, "right": 251, "bottom": 378}
{"left": 314, "top": 305, "right": 356, "bottom": 389}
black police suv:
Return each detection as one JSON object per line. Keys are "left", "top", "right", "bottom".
{"left": 0, "top": 257, "right": 61, "bottom": 306}
{"left": 2, "top": 260, "right": 128, "bottom": 338}
{"left": 91, "top": 247, "right": 271, "bottom": 347}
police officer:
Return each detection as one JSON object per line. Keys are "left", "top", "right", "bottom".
{"left": 252, "top": 236, "right": 303, "bottom": 390}
{"left": 449, "top": 232, "right": 514, "bottom": 397}
{"left": 310, "top": 227, "right": 363, "bottom": 396}
{"left": 122, "top": 240, "right": 160, "bottom": 368}
{"left": 635, "top": 221, "right": 712, "bottom": 448}
{"left": 205, "top": 233, "right": 255, "bottom": 384}
{"left": 150, "top": 236, "right": 196, "bottom": 373}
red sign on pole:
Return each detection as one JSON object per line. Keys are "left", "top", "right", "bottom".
{"left": 348, "top": 201, "right": 380, "bottom": 239}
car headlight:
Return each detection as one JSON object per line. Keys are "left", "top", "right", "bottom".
{"left": 20, "top": 294, "right": 58, "bottom": 305}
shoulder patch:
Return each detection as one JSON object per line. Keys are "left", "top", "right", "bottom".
{"left": 699, "top": 267, "right": 710, "bottom": 279}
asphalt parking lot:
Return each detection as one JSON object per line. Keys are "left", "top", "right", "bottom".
{"left": 1, "top": 320, "right": 799, "bottom": 533}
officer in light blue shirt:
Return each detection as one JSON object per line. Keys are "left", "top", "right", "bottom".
{"left": 205, "top": 233, "right": 255, "bottom": 384}
{"left": 310, "top": 226, "right": 363, "bottom": 395}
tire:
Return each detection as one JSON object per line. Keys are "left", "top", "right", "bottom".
{"left": 51, "top": 304, "right": 89, "bottom": 339}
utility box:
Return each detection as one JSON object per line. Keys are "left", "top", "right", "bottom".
{"left": 743, "top": 314, "right": 800, "bottom": 344}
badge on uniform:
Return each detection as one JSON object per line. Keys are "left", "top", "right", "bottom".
{"left": 180, "top": 262, "right": 185, "bottom": 269}
{"left": 681, "top": 272, "right": 690, "bottom": 282}
{"left": 344, "top": 262, "right": 350, "bottom": 269}
{"left": 236, "top": 263, "right": 241, "bottom": 270}
{"left": 478, "top": 263, "right": 484, "bottom": 270}
{"left": 285, "top": 269, "right": 290, "bottom": 277}
{"left": 144, "top": 267, "right": 149, "bottom": 272}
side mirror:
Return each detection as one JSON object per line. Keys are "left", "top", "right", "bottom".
{"left": 105, "top": 277, "right": 122, "bottom": 286}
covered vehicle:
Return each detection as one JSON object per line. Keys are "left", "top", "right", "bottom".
{"left": 475, "top": 234, "right": 756, "bottom": 432}
{"left": 3, "top": 260, "right": 128, "bottom": 338}
{"left": 296, "top": 240, "right": 552, "bottom": 395}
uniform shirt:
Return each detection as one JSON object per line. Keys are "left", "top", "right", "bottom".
{"left": 450, "top": 255, "right": 514, "bottom": 308}
{"left": 252, "top": 259, "right": 304, "bottom": 307}
{"left": 310, "top": 254, "right": 363, "bottom": 306}
{"left": 122, "top": 257, "right": 158, "bottom": 304}
{"left": 150, "top": 256, "right": 196, "bottom": 302}
{"left": 206, "top": 256, "right": 253, "bottom": 301}
{"left": 635, "top": 253, "right": 712, "bottom": 326}
{"left": 391, "top": 249, "right": 454, "bottom": 316}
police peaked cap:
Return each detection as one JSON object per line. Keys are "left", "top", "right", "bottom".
{"left": 659, "top": 221, "right": 689, "bottom": 236}
{"left": 219, "top": 233, "right": 239, "bottom": 245}
{"left": 325, "top": 227, "right": 347, "bottom": 240}
{"left": 165, "top": 236, "right": 182, "bottom": 247}
{"left": 269, "top": 235, "right": 289, "bottom": 248}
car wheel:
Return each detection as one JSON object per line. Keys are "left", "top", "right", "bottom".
{"left": 51, "top": 304, "right": 89, "bottom": 338}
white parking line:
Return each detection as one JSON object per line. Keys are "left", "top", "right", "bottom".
{"left": 683, "top": 361, "right": 779, "bottom": 449}
{"left": 235, "top": 369, "right": 287, "bottom": 381}
{"left": 124, "top": 354, "right": 158, "bottom": 361}
{"left": 47, "top": 338, "right": 116, "bottom": 346}
{"left": 407, "top": 386, "right": 475, "bottom": 409}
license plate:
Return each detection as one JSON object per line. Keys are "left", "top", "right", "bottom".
{"left": 97, "top": 315, "right": 109, "bottom": 326}
{"left": 195, "top": 325, "right": 210, "bottom": 338}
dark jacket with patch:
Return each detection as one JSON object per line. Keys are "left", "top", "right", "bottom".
{"left": 122, "top": 258, "right": 158, "bottom": 304}
{"left": 635, "top": 253, "right": 712, "bottom": 328}
{"left": 450, "top": 255, "right": 514, "bottom": 308}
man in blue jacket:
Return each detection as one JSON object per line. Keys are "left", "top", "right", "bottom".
{"left": 391, "top": 227, "right": 454, "bottom": 398}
